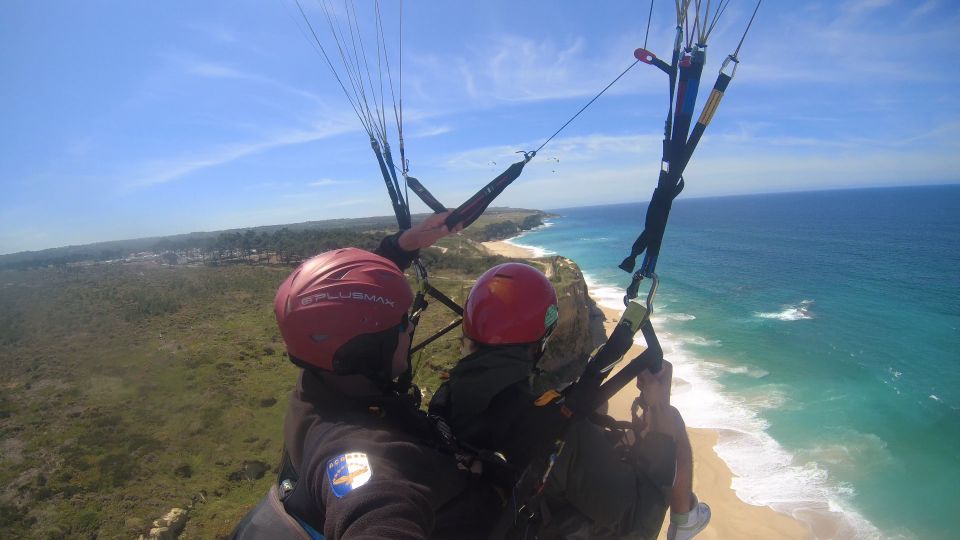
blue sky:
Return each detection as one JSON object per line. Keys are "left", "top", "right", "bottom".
{"left": 2, "top": 0, "right": 958, "bottom": 254}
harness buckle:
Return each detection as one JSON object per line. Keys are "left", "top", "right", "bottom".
{"left": 279, "top": 479, "right": 295, "bottom": 500}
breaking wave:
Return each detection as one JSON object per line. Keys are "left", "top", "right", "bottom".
{"left": 575, "top": 275, "right": 880, "bottom": 538}
{"left": 754, "top": 299, "right": 815, "bottom": 321}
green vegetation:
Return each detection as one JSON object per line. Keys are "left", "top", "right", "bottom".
{"left": 0, "top": 209, "right": 596, "bottom": 539}
{"left": 0, "top": 264, "right": 293, "bottom": 538}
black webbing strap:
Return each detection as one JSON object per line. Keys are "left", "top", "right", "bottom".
{"left": 445, "top": 158, "right": 531, "bottom": 230}
{"left": 618, "top": 171, "right": 684, "bottom": 275}
{"left": 406, "top": 176, "right": 447, "bottom": 213}
{"left": 596, "top": 321, "right": 663, "bottom": 403}
{"left": 410, "top": 317, "right": 462, "bottom": 355}
{"left": 618, "top": 52, "right": 705, "bottom": 279}
{"left": 486, "top": 321, "right": 664, "bottom": 539}
{"left": 383, "top": 145, "right": 411, "bottom": 226}
{"left": 424, "top": 282, "right": 464, "bottom": 316}
{"left": 372, "top": 139, "right": 411, "bottom": 230}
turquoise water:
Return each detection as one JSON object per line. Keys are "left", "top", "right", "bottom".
{"left": 511, "top": 185, "right": 960, "bottom": 539}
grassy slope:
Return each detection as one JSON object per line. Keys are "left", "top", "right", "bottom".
{"left": 0, "top": 210, "right": 598, "bottom": 539}
{"left": 0, "top": 265, "right": 295, "bottom": 538}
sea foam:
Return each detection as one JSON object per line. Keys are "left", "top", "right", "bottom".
{"left": 754, "top": 299, "right": 815, "bottom": 321}
{"left": 504, "top": 222, "right": 556, "bottom": 257}
{"left": 580, "top": 271, "right": 880, "bottom": 538}
{"left": 652, "top": 309, "right": 882, "bottom": 539}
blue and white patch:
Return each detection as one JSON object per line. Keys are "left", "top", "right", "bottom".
{"left": 327, "top": 452, "right": 372, "bottom": 498}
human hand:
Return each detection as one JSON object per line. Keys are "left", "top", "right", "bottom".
{"left": 397, "top": 211, "right": 463, "bottom": 251}
{"left": 636, "top": 359, "right": 673, "bottom": 410}
{"left": 644, "top": 404, "right": 684, "bottom": 440}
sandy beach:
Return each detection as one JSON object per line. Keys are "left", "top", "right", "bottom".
{"left": 483, "top": 239, "right": 812, "bottom": 539}
{"left": 482, "top": 239, "right": 539, "bottom": 258}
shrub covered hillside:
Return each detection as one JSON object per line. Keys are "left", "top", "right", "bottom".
{"left": 0, "top": 210, "right": 601, "bottom": 539}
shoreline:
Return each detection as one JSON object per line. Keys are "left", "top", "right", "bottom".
{"left": 482, "top": 238, "right": 813, "bottom": 539}
{"left": 480, "top": 239, "right": 538, "bottom": 259}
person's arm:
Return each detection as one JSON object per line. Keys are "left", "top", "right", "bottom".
{"left": 635, "top": 359, "right": 682, "bottom": 489}
{"left": 318, "top": 471, "right": 433, "bottom": 539}
{"left": 311, "top": 443, "right": 435, "bottom": 539}
{"left": 375, "top": 211, "right": 461, "bottom": 270}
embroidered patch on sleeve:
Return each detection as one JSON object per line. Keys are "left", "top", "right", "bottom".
{"left": 327, "top": 452, "right": 372, "bottom": 498}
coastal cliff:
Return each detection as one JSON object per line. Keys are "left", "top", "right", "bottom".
{"left": 537, "top": 256, "right": 607, "bottom": 386}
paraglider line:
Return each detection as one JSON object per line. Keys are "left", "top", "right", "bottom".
{"left": 535, "top": 59, "right": 640, "bottom": 154}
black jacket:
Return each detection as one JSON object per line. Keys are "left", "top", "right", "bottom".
{"left": 281, "top": 370, "right": 501, "bottom": 539}
{"left": 430, "top": 346, "right": 676, "bottom": 539}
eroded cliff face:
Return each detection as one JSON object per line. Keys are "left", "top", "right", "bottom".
{"left": 536, "top": 256, "right": 607, "bottom": 387}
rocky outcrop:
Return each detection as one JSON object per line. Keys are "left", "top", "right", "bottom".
{"left": 138, "top": 507, "right": 187, "bottom": 540}
{"left": 536, "top": 256, "right": 607, "bottom": 388}
{"left": 461, "top": 211, "right": 547, "bottom": 242}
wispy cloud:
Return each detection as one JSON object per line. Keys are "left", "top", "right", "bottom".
{"left": 185, "top": 21, "right": 238, "bottom": 44}
{"left": 408, "top": 33, "right": 658, "bottom": 109}
{"left": 127, "top": 121, "right": 356, "bottom": 188}
{"left": 411, "top": 125, "right": 452, "bottom": 138}
{"left": 438, "top": 133, "right": 660, "bottom": 172}
{"left": 308, "top": 178, "right": 343, "bottom": 186}
{"left": 175, "top": 55, "right": 326, "bottom": 102}
{"left": 725, "top": 1, "right": 959, "bottom": 91}
{"left": 414, "top": 117, "right": 960, "bottom": 211}
{"left": 186, "top": 61, "right": 246, "bottom": 79}
{"left": 843, "top": 0, "right": 894, "bottom": 17}
{"left": 909, "top": 0, "right": 939, "bottom": 19}
{"left": 65, "top": 136, "right": 95, "bottom": 158}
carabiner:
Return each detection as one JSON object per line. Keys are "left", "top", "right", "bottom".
{"left": 721, "top": 54, "right": 739, "bottom": 78}
{"left": 644, "top": 273, "right": 659, "bottom": 316}
{"left": 517, "top": 150, "right": 537, "bottom": 162}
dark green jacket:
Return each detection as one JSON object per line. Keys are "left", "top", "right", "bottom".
{"left": 430, "top": 346, "right": 675, "bottom": 539}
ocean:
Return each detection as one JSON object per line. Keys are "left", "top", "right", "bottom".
{"left": 508, "top": 185, "right": 960, "bottom": 539}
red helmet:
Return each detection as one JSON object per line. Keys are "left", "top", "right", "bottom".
{"left": 274, "top": 248, "right": 413, "bottom": 374}
{"left": 463, "top": 263, "right": 559, "bottom": 346}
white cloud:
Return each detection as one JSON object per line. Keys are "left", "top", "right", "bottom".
{"left": 842, "top": 0, "right": 894, "bottom": 17}
{"left": 186, "top": 61, "right": 246, "bottom": 79}
{"left": 910, "top": 0, "right": 939, "bottom": 19}
{"left": 309, "top": 178, "right": 342, "bottom": 186}
{"left": 407, "top": 33, "right": 659, "bottom": 110}
{"left": 127, "top": 121, "right": 357, "bottom": 188}
{"left": 412, "top": 118, "right": 960, "bottom": 211}
{"left": 174, "top": 55, "right": 327, "bottom": 102}
{"left": 185, "top": 21, "right": 238, "bottom": 44}
{"left": 411, "top": 125, "right": 452, "bottom": 138}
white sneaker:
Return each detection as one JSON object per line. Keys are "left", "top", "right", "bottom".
{"left": 666, "top": 496, "right": 711, "bottom": 540}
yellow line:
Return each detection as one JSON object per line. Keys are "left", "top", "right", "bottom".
{"left": 698, "top": 89, "right": 724, "bottom": 126}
